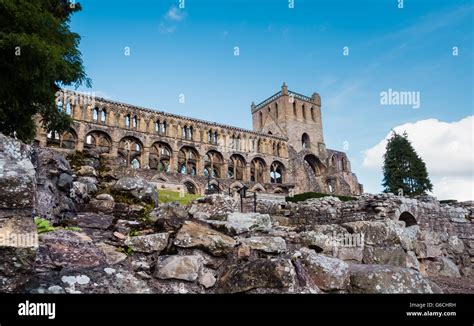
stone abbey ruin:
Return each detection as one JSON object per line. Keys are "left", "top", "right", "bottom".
{"left": 0, "top": 85, "right": 472, "bottom": 294}
{"left": 35, "top": 83, "right": 362, "bottom": 197}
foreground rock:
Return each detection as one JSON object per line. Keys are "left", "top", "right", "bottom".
{"left": 112, "top": 177, "right": 158, "bottom": 206}
{"left": 124, "top": 233, "right": 169, "bottom": 254}
{"left": 187, "top": 194, "right": 238, "bottom": 220}
{"left": 25, "top": 266, "right": 154, "bottom": 294}
{"left": 35, "top": 230, "right": 107, "bottom": 271}
{"left": 0, "top": 134, "right": 38, "bottom": 292}
{"left": 349, "top": 264, "right": 442, "bottom": 294}
{"left": 209, "top": 212, "right": 272, "bottom": 235}
{"left": 154, "top": 255, "right": 202, "bottom": 281}
{"left": 217, "top": 258, "right": 295, "bottom": 293}
{"left": 174, "top": 221, "right": 236, "bottom": 256}
{"left": 297, "top": 248, "right": 349, "bottom": 291}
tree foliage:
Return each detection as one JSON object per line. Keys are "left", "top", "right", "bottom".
{"left": 0, "top": 0, "right": 90, "bottom": 142}
{"left": 382, "top": 131, "right": 433, "bottom": 196}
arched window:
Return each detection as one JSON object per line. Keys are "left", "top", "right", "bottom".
{"left": 118, "top": 136, "right": 143, "bottom": 167}
{"left": 228, "top": 154, "right": 246, "bottom": 180}
{"left": 161, "top": 120, "right": 167, "bottom": 134}
{"left": 150, "top": 142, "right": 172, "bottom": 172}
{"left": 302, "top": 133, "right": 310, "bottom": 149}
{"left": 100, "top": 109, "right": 106, "bottom": 123}
{"left": 155, "top": 121, "right": 160, "bottom": 132}
{"left": 57, "top": 99, "right": 63, "bottom": 112}
{"left": 84, "top": 131, "right": 112, "bottom": 153}
{"left": 65, "top": 102, "right": 72, "bottom": 116}
{"left": 182, "top": 126, "right": 187, "bottom": 139}
{"left": 93, "top": 107, "right": 99, "bottom": 121}
{"left": 250, "top": 158, "right": 266, "bottom": 183}
{"left": 132, "top": 115, "right": 138, "bottom": 129}
{"left": 204, "top": 150, "right": 224, "bottom": 178}
{"left": 293, "top": 101, "right": 297, "bottom": 117}
{"left": 302, "top": 104, "right": 306, "bottom": 120}
{"left": 311, "top": 107, "right": 315, "bottom": 121}
{"left": 178, "top": 146, "right": 198, "bottom": 175}
{"left": 259, "top": 111, "right": 263, "bottom": 128}
{"left": 270, "top": 161, "right": 284, "bottom": 184}
{"left": 188, "top": 126, "right": 193, "bottom": 140}
{"left": 399, "top": 212, "right": 417, "bottom": 227}
{"left": 125, "top": 114, "right": 131, "bottom": 128}
{"left": 275, "top": 102, "right": 279, "bottom": 119}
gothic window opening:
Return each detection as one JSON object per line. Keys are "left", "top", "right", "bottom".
{"left": 150, "top": 142, "right": 172, "bottom": 172}
{"left": 93, "top": 107, "right": 99, "bottom": 121}
{"left": 204, "top": 150, "right": 224, "bottom": 178}
{"left": 178, "top": 146, "right": 198, "bottom": 176}
{"left": 270, "top": 161, "right": 284, "bottom": 184}
{"left": 125, "top": 114, "right": 131, "bottom": 128}
{"left": 302, "top": 133, "right": 310, "bottom": 149}
{"left": 84, "top": 131, "right": 112, "bottom": 153}
{"left": 100, "top": 109, "right": 106, "bottom": 123}
{"left": 132, "top": 115, "right": 138, "bottom": 129}
{"left": 66, "top": 102, "right": 72, "bottom": 116}
{"left": 118, "top": 136, "right": 143, "bottom": 167}
{"left": 250, "top": 158, "right": 266, "bottom": 183}
{"left": 228, "top": 154, "right": 245, "bottom": 180}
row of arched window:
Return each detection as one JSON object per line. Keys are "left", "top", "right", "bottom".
{"left": 257, "top": 101, "right": 317, "bottom": 128}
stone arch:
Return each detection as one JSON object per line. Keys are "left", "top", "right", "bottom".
{"left": 151, "top": 174, "right": 169, "bottom": 182}
{"left": 178, "top": 146, "right": 199, "bottom": 175}
{"left": 149, "top": 141, "right": 172, "bottom": 172}
{"left": 250, "top": 157, "right": 267, "bottom": 183}
{"left": 183, "top": 179, "right": 198, "bottom": 194}
{"left": 228, "top": 154, "right": 246, "bottom": 180}
{"left": 250, "top": 183, "right": 266, "bottom": 192}
{"left": 61, "top": 128, "right": 77, "bottom": 149}
{"left": 47, "top": 128, "right": 78, "bottom": 149}
{"left": 85, "top": 130, "right": 112, "bottom": 153}
{"left": 204, "top": 150, "right": 224, "bottom": 178}
{"left": 304, "top": 154, "right": 325, "bottom": 176}
{"left": 273, "top": 187, "right": 284, "bottom": 194}
{"left": 399, "top": 211, "right": 417, "bottom": 227}
{"left": 270, "top": 160, "right": 285, "bottom": 184}
{"left": 230, "top": 181, "right": 244, "bottom": 191}
{"left": 118, "top": 136, "right": 143, "bottom": 168}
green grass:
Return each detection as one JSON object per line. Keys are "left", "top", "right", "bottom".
{"left": 158, "top": 189, "right": 202, "bottom": 205}
{"left": 286, "top": 192, "right": 356, "bottom": 203}
{"left": 35, "top": 217, "right": 82, "bottom": 234}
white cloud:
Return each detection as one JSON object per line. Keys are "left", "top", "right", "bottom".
{"left": 159, "top": 6, "right": 186, "bottom": 34}
{"left": 165, "top": 6, "right": 186, "bottom": 21}
{"left": 362, "top": 116, "right": 474, "bottom": 201}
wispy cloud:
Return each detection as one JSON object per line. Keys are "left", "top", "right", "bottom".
{"left": 159, "top": 6, "right": 187, "bottom": 34}
{"left": 165, "top": 6, "right": 186, "bottom": 22}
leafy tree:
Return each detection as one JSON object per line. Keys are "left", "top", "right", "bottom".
{"left": 0, "top": 0, "right": 90, "bottom": 142}
{"left": 382, "top": 131, "right": 433, "bottom": 196}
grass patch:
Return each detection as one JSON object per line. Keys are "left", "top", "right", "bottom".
{"left": 35, "top": 218, "right": 82, "bottom": 234}
{"left": 158, "top": 189, "right": 202, "bottom": 205}
{"left": 286, "top": 192, "right": 356, "bottom": 203}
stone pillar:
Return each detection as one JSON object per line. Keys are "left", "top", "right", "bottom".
{"left": 171, "top": 151, "right": 179, "bottom": 173}
{"left": 142, "top": 147, "right": 150, "bottom": 169}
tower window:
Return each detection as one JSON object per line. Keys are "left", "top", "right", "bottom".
{"left": 302, "top": 133, "right": 310, "bottom": 149}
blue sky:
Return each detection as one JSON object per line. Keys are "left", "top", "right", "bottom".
{"left": 70, "top": 0, "right": 474, "bottom": 199}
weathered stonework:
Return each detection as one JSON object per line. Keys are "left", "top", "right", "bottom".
{"left": 35, "top": 84, "right": 362, "bottom": 196}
